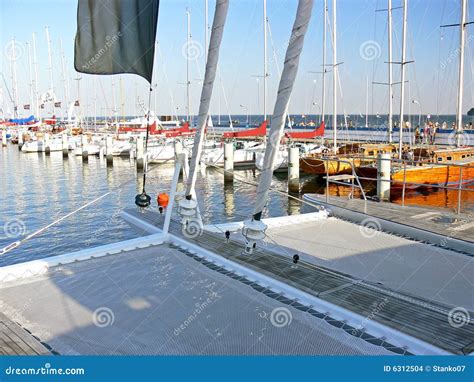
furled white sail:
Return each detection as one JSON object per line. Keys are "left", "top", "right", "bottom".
{"left": 185, "top": 0, "right": 229, "bottom": 198}
{"left": 252, "top": 0, "right": 314, "bottom": 218}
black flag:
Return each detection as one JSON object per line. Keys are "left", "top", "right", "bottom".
{"left": 74, "top": 0, "right": 159, "bottom": 83}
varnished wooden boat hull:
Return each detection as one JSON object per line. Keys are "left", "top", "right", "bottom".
{"left": 300, "top": 157, "right": 364, "bottom": 176}
{"left": 391, "top": 163, "right": 474, "bottom": 189}
{"left": 357, "top": 162, "right": 474, "bottom": 189}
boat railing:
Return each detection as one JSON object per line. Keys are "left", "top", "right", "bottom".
{"left": 322, "top": 157, "right": 367, "bottom": 203}
{"left": 321, "top": 155, "right": 473, "bottom": 214}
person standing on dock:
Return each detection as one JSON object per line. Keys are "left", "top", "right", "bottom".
{"left": 415, "top": 125, "right": 420, "bottom": 144}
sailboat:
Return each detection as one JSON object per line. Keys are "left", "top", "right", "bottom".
{"left": 357, "top": 0, "right": 474, "bottom": 190}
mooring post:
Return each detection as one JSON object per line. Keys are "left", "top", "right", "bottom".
{"left": 44, "top": 133, "right": 51, "bottom": 155}
{"left": 18, "top": 130, "right": 24, "bottom": 150}
{"left": 136, "top": 137, "right": 144, "bottom": 170}
{"left": 62, "top": 133, "right": 68, "bottom": 158}
{"left": 105, "top": 136, "right": 113, "bottom": 166}
{"left": 81, "top": 134, "right": 88, "bottom": 162}
{"left": 377, "top": 153, "right": 391, "bottom": 201}
{"left": 288, "top": 146, "right": 300, "bottom": 193}
{"left": 224, "top": 142, "right": 234, "bottom": 183}
{"left": 1, "top": 130, "right": 6, "bottom": 147}
{"left": 174, "top": 139, "right": 183, "bottom": 176}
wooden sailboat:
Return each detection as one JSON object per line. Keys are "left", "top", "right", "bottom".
{"left": 357, "top": 0, "right": 473, "bottom": 190}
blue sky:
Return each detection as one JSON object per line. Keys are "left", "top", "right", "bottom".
{"left": 0, "top": 0, "right": 473, "bottom": 119}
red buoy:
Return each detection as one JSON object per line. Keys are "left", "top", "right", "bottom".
{"left": 157, "top": 193, "right": 170, "bottom": 208}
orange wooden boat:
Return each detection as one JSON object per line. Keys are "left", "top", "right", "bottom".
{"left": 300, "top": 143, "right": 398, "bottom": 176}
{"left": 357, "top": 146, "right": 474, "bottom": 189}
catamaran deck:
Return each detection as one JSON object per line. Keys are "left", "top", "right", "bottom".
{"left": 122, "top": 208, "right": 473, "bottom": 354}
{"left": 0, "top": 208, "right": 472, "bottom": 356}
{"left": 0, "top": 244, "right": 393, "bottom": 356}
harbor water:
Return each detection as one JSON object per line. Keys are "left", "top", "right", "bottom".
{"left": 1, "top": 143, "right": 472, "bottom": 267}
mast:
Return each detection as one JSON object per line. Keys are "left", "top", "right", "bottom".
{"left": 263, "top": 0, "right": 268, "bottom": 121}
{"left": 26, "top": 42, "right": 34, "bottom": 113}
{"left": 365, "top": 76, "right": 369, "bottom": 127}
{"left": 186, "top": 9, "right": 191, "bottom": 123}
{"left": 456, "top": 0, "right": 467, "bottom": 147}
{"left": 205, "top": 0, "right": 209, "bottom": 63}
{"left": 250, "top": 0, "right": 314, "bottom": 222}
{"left": 183, "top": 0, "right": 229, "bottom": 199}
{"left": 332, "top": 0, "right": 337, "bottom": 153}
{"left": 112, "top": 79, "right": 118, "bottom": 125}
{"left": 321, "top": 0, "right": 327, "bottom": 123}
{"left": 32, "top": 33, "right": 40, "bottom": 119}
{"left": 94, "top": 77, "right": 97, "bottom": 128}
{"left": 10, "top": 38, "right": 18, "bottom": 118}
{"left": 398, "top": 0, "right": 408, "bottom": 158}
{"left": 387, "top": 0, "right": 393, "bottom": 142}
{"left": 45, "top": 27, "right": 54, "bottom": 93}
{"left": 59, "top": 38, "right": 70, "bottom": 108}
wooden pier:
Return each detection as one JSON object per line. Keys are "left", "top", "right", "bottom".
{"left": 0, "top": 312, "right": 50, "bottom": 355}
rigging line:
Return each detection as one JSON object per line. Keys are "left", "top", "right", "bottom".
{"left": 157, "top": 44, "right": 179, "bottom": 121}
{"left": 0, "top": 155, "right": 167, "bottom": 257}
{"left": 204, "top": 163, "right": 326, "bottom": 212}
{"left": 141, "top": 86, "right": 153, "bottom": 193}
{"left": 267, "top": 20, "right": 293, "bottom": 128}
{"left": 216, "top": 65, "right": 233, "bottom": 127}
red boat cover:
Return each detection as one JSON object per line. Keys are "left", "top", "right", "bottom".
{"left": 285, "top": 121, "right": 325, "bottom": 139}
{"left": 222, "top": 120, "right": 267, "bottom": 138}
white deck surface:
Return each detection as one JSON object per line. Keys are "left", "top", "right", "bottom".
{"left": 258, "top": 218, "right": 473, "bottom": 311}
{"left": 0, "top": 244, "right": 392, "bottom": 355}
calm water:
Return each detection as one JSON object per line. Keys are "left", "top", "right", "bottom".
{"left": 1, "top": 143, "right": 472, "bottom": 267}
{"left": 0, "top": 144, "right": 308, "bottom": 267}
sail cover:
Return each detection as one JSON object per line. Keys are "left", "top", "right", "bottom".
{"left": 74, "top": 0, "right": 159, "bottom": 83}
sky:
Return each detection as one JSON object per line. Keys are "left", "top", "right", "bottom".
{"left": 0, "top": 0, "right": 473, "bottom": 120}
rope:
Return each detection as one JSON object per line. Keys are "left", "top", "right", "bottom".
{"left": 141, "top": 87, "right": 153, "bottom": 194}
{"left": 0, "top": 159, "right": 166, "bottom": 257}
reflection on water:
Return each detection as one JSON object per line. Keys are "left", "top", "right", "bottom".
{"left": 0, "top": 145, "right": 306, "bottom": 266}
{"left": 300, "top": 176, "right": 474, "bottom": 213}
{"left": 1, "top": 144, "right": 472, "bottom": 267}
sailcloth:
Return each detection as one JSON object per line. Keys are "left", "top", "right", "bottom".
{"left": 253, "top": 0, "right": 314, "bottom": 219}
{"left": 74, "top": 0, "right": 159, "bottom": 83}
{"left": 185, "top": 0, "right": 229, "bottom": 198}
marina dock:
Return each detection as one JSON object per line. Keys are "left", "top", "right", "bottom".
{"left": 303, "top": 194, "right": 474, "bottom": 255}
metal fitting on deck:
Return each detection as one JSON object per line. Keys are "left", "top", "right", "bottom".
{"left": 242, "top": 219, "right": 267, "bottom": 254}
